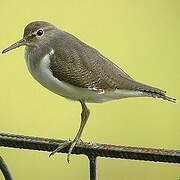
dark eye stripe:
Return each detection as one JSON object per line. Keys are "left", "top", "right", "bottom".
{"left": 26, "top": 33, "right": 36, "bottom": 41}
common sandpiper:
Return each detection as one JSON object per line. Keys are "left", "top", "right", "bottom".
{"left": 2, "top": 21, "right": 176, "bottom": 162}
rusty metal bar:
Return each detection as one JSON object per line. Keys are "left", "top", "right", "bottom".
{"left": 88, "top": 156, "right": 97, "bottom": 180}
{"left": 0, "top": 132, "right": 180, "bottom": 164}
{"left": 0, "top": 156, "right": 13, "bottom": 180}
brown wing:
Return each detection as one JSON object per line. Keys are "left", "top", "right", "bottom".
{"left": 49, "top": 31, "right": 164, "bottom": 94}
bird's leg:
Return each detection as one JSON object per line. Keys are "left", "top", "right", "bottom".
{"left": 49, "top": 100, "right": 90, "bottom": 163}
{"left": 66, "top": 100, "right": 90, "bottom": 162}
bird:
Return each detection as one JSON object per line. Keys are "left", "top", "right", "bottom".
{"left": 2, "top": 21, "right": 176, "bottom": 162}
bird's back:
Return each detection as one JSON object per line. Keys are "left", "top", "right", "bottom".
{"left": 49, "top": 29, "right": 175, "bottom": 102}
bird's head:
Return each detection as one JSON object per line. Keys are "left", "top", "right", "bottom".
{"left": 2, "top": 21, "right": 56, "bottom": 54}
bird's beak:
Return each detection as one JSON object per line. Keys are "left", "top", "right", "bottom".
{"left": 2, "top": 38, "right": 27, "bottom": 54}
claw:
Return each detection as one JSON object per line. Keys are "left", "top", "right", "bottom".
{"left": 49, "top": 141, "right": 70, "bottom": 157}
{"left": 67, "top": 140, "right": 78, "bottom": 163}
{"left": 49, "top": 139, "right": 79, "bottom": 163}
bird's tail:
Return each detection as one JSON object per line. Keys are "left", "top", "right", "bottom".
{"left": 130, "top": 80, "right": 176, "bottom": 103}
{"left": 140, "top": 89, "right": 176, "bottom": 103}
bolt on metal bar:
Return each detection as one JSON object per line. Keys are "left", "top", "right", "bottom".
{"left": 0, "top": 156, "right": 13, "bottom": 180}
{"left": 0, "top": 132, "right": 180, "bottom": 164}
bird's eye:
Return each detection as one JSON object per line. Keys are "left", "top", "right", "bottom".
{"left": 36, "top": 29, "right": 44, "bottom": 36}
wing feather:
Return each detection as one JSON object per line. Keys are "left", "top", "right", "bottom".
{"left": 49, "top": 31, "right": 165, "bottom": 95}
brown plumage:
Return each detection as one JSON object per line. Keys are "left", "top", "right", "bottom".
{"left": 49, "top": 29, "right": 175, "bottom": 102}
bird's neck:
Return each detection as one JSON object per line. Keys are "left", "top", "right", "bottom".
{"left": 24, "top": 45, "right": 51, "bottom": 74}
{"left": 25, "top": 45, "right": 50, "bottom": 60}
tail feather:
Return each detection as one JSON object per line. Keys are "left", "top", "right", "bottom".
{"left": 141, "top": 89, "right": 176, "bottom": 103}
{"left": 129, "top": 80, "right": 176, "bottom": 103}
{"left": 122, "top": 79, "right": 176, "bottom": 103}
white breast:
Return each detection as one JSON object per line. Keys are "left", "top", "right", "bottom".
{"left": 25, "top": 49, "right": 143, "bottom": 103}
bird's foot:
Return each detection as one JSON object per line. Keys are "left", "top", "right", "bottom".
{"left": 49, "top": 140, "right": 70, "bottom": 157}
{"left": 49, "top": 139, "right": 80, "bottom": 163}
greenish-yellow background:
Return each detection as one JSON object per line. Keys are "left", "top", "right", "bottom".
{"left": 0, "top": 0, "right": 179, "bottom": 179}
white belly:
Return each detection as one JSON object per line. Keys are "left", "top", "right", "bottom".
{"left": 25, "top": 49, "right": 143, "bottom": 103}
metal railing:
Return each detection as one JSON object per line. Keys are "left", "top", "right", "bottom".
{"left": 0, "top": 132, "right": 180, "bottom": 180}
